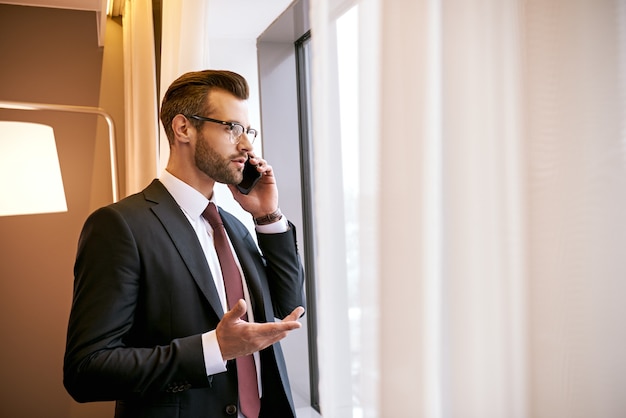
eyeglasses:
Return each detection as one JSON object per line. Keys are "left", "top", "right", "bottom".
{"left": 189, "top": 115, "right": 258, "bottom": 144}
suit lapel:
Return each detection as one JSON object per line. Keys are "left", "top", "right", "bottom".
{"left": 144, "top": 180, "right": 225, "bottom": 318}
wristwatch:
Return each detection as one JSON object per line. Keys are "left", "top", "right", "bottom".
{"left": 254, "top": 208, "right": 283, "bottom": 225}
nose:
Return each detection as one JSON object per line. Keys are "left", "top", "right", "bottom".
{"left": 237, "top": 132, "right": 254, "bottom": 152}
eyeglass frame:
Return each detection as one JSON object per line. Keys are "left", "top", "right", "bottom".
{"left": 188, "top": 115, "right": 258, "bottom": 144}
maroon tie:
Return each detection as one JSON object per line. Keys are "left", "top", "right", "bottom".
{"left": 203, "top": 202, "right": 260, "bottom": 418}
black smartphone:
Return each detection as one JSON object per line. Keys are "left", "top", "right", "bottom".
{"left": 237, "top": 159, "right": 262, "bottom": 194}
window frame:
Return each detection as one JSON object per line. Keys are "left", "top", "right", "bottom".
{"left": 257, "top": 1, "right": 320, "bottom": 413}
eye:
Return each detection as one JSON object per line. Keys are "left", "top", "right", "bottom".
{"left": 231, "top": 124, "right": 244, "bottom": 137}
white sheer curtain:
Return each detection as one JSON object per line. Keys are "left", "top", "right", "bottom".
{"left": 310, "top": 1, "right": 381, "bottom": 416}
{"left": 122, "top": 0, "right": 159, "bottom": 195}
{"left": 310, "top": 1, "right": 626, "bottom": 418}
{"left": 524, "top": 1, "right": 626, "bottom": 417}
{"left": 159, "top": 0, "right": 213, "bottom": 172}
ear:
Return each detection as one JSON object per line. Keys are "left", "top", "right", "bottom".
{"left": 171, "top": 114, "right": 193, "bottom": 144}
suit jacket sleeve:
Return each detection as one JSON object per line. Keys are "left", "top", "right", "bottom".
{"left": 63, "top": 205, "right": 209, "bottom": 402}
{"left": 256, "top": 221, "right": 306, "bottom": 319}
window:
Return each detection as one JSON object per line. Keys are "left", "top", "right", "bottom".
{"left": 259, "top": 1, "right": 365, "bottom": 415}
{"left": 257, "top": 1, "right": 319, "bottom": 414}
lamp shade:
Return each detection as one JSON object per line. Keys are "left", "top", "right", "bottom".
{"left": 0, "top": 121, "right": 67, "bottom": 216}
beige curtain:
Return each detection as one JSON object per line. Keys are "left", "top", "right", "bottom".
{"left": 122, "top": 0, "right": 159, "bottom": 195}
{"left": 310, "top": 0, "right": 626, "bottom": 417}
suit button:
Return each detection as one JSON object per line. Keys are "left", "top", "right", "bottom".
{"left": 225, "top": 404, "right": 237, "bottom": 415}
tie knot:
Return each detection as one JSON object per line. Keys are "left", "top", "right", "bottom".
{"left": 202, "top": 202, "right": 223, "bottom": 228}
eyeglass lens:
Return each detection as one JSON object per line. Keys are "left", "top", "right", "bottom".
{"left": 230, "top": 126, "right": 257, "bottom": 143}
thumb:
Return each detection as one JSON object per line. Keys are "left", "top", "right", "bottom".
{"left": 224, "top": 299, "right": 247, "bottom": 322}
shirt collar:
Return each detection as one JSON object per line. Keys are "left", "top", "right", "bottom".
{"left": 159, "top": 169, "right": 212, "bottom": 219}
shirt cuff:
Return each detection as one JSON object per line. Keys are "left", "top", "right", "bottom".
{"left": 255, "top": 216, "right": 289, "bottom": 234}
{"left": 201, "top": 330, "right": 227, "bottom": 376}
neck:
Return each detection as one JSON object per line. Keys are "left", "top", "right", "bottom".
{"left": 165, "top": 163, "right": 215, "bottom": 199}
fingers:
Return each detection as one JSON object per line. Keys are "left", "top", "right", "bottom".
{"left": 248, "top": 155, "right": 273, "bottom": 177}
{"left": 283, "top": 306, "right": 305, "bottom": 322}
{"left": 258, "top": 317, "right": 302, "bottom": 336}
{"left": 222, "top": 299, "right": 247, "bottom": 323}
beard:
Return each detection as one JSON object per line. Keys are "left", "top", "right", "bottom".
{"left": 194, "top": 131, "right": 243, "bottom": 184}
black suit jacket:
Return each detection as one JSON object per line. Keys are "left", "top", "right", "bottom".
{"left": 64, "top": 180, "right": 306, "bottom": 418}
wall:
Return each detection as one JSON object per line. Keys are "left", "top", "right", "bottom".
{"left": 257, "top": 2, "right": 313, "bottom": 408}
{"left": 0, "top": 5, "right": 122, "bottom": 418}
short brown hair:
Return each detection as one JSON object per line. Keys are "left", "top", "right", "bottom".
{"left": 160, "top": 70, "right": 249, "bottom": 144}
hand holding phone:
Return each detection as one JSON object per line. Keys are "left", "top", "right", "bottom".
{"left": 236, "top": 159, "right": 262, "bottom": 195}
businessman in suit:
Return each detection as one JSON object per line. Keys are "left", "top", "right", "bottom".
{"left": 64, "top": 70, "right": 306, "bottom": 418}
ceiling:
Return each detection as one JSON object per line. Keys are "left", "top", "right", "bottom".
{"left": 0, "top": 0, "right": 294, "bottom": 40}
{"left": 0, "top": 0, "right": 105, "bottom": 12}
{"left": 0, "top": 0, "right": 113, "bottom": 46}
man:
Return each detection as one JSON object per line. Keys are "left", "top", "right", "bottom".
{"left": 64, "top": 70, "right": 306, "bottom": 418}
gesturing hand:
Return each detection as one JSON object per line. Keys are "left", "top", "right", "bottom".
{"left": 216, "top": 299, "right": 304, "bottom": 361}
